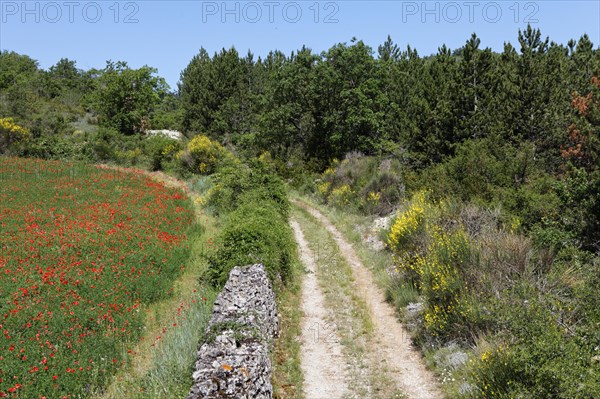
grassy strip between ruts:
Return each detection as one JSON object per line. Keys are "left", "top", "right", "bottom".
{"left": 271, "top": 248, "right": 304, "bottom": 399}
{"left": 291, "top": 193, "right": 422, "bottom": 338}
{"left": 290, "top": 192, "right": 398, "bottom": 325}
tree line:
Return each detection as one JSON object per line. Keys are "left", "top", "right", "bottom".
{"left": 1, "top": 26, "right": 597, "bottom": 171}
{"left": 178, "top": 26, "right": 598, "bottom": 171}
{"left": 1, "top": 26, "right": 598, "bottom": 249}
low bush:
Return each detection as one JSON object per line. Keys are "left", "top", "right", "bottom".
{"left": 82, "top": 127, "right": 143, "bottom": 163}
{"left": 467, "top": 283, "right": 600, "bottom": 399}
{"left": 143, "top": 134, "right": 182, "bottom": 171}
{"left": 554, "top": 167, "right": 600, "bottom": 252}
{"left": 204, "top": 157, "right": 295, "bottom": 288}
{"left": 206, "top": 200, "right": 295, "bottom": 286}
{"left": 178, "top": 134, "right": 232, "bottom": 175}
{"left": 208, "top": 159, "right": 288, "bottom": 217}
{"left": 315, "top": 153, "right": 405, "bottom": 215}
{"left": 21, "top": 131, "right": 88, "bottom": 160}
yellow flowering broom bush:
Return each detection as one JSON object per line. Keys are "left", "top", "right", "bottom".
{"left": 178, "top": 134, "right": 233, "bottom": 175}
{"left": 419, "top": 228, "right": 471, "bottom": 338}
{"left": 388, "top": 192, "right": 486, "bottom": 341}
{"left": 388, "top": 190, "right": 430, "bottom": 252}
{"left": 328, "top": 184, "right": 353, "bottom": 207}
{"left": 0, "top": 117, "right": 30, "bottom": 153}
{"left": 387, "top": 191, "right": 434, "bottom": 283}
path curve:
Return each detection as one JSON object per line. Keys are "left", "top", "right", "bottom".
{"left": 294, "top": 200, "right": 444, "bottom": 399}
{"left": 290, "top": 219, "right": 349, "bottom": 399}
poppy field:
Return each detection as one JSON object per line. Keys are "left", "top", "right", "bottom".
{"left": 0, "top": 157, "right": 196, "bottom": 398}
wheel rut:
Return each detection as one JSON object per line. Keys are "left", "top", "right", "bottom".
{"left": 291, "top": 219, "right": 350, "bottom": 399}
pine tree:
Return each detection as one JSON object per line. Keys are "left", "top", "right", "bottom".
{"left": 455, "top": 33, "right": 495, "bottom": 140}
{"left": 412, "top": 45, "right": 459, "bottom": 164}
{"left": 376, "top": 36, "right": 409, "bottom": 156}
{"left": 179, "top": 48, "right": 213, "bottom": 135}
{"left": 515, "top": 25, "right": 550, "bottom": 143}
{"left": 570, "top": 34, "right": 597, "bottom": 93}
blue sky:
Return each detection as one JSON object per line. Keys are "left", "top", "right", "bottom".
{"left": 1, "top": 1, "right": 599, "bottom": 88}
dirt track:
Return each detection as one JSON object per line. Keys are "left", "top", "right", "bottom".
{"left": 293, "top": 199, "right": 443, "bottom": 399}
{"left": 291, "top": 219, "right": 350, "bottom": 399}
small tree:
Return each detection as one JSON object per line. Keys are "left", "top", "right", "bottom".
{"left": 92, "top": 61, "right": 168, "bottom": 135}
{"left": 557, "top": 75, "right": 600, "bottom": 251}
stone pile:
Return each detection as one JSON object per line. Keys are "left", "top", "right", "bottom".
{"left": 186, "top": 264, "right": 278, "bottom": 399}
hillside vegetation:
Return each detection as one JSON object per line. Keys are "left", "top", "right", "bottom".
{"left": 0, "top": 25, "right": 599, "bottom": 398}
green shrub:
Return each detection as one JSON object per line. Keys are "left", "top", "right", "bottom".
{"left": 208, "top": 159, "right": 288, "bottom": 217}
{"left": 21, "top": 132, "right": 88, "bottom": 160}
{"left": 472, "top": 221, "right": 597, "bottom": 398}
{"left": 83, "top": 127, "right": 143, "bottom": 164}
{"left": 419, "top": 138, "right": 568, "bottom": 240}
{"left": 237, "top": 184, "right": 289, "bottom": 220}
{"left": 495, "top": 175, "right": 561, "bottom": 231}
{"left": 207, "top": 163, "right": 251, "bottom": 214}
{"left": 554, "top": 167, "right": 600, "bottom": 252}
{"left": 143, "top": 134, "right": 182, "bottom": 171}
{"left": 204, "top": 156, "right": 294, "bottom": 288}
{"left": 530, "top": 221, "right": 577, "bottom": 253}
{"left": 467, "top": 288, "right": 600, "bottom": 399}
{"left": 206, "top": 200, "right": 294, "bottom": 287}
{"left": 315, "top": 154, "right": 405, "bottom": 215}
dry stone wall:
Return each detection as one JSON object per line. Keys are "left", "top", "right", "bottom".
{"left": 187, "top": 264, "right": 278, "bottom": 399}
